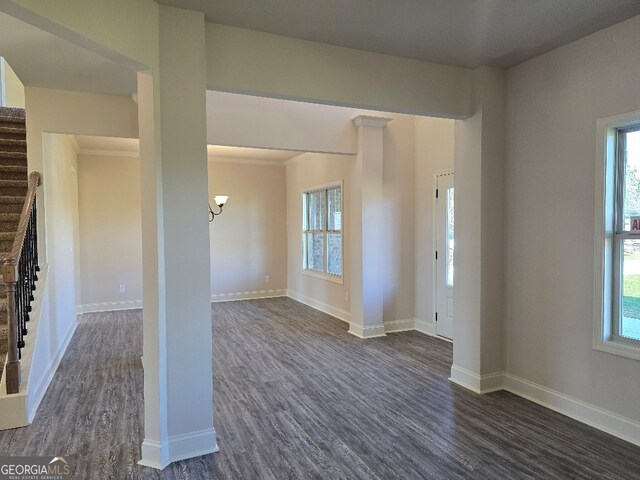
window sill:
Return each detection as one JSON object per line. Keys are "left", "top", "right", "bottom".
{"left": 302, "top": 269, "right": 343, "bottom": 285}
{"left": 593, "top": 338, "right": 640, "bottom": 362}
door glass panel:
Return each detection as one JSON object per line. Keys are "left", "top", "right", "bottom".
{"left": 622, "top": 239, "right": 640, "bottom": 340}
{"left": 446, "top": 187, "right": 454, "bottom": 287}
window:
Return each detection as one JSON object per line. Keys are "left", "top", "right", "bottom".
{"left": 595, "top": 112, "right": 640, "bottom": 360}
{"left": 614, "top": 126, "right": 640, "bottom": 343}
{"left": 302, "top": 183, "right": 342, "bottom": 282}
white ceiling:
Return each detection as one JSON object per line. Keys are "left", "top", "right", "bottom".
{"left": 157, "top": 0, "right": 640, "bottom": 68}
{"left": 0, "top": 12, "right": 137, "bottom": 95}
{"left": 74, "top": 135, "right": 300, "bottom": 163}
{"left": 1, "top": 2, "right": 638, "bottom": 98}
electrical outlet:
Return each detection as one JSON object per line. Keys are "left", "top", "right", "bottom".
{"left": 119, "top": 284, "right": 126, "bottom": 293}
{"left": 345, "top": 291, "right": 349, "bottom": 302}
{"left": 265, "top": 275, "right": 270, "bottom": 283}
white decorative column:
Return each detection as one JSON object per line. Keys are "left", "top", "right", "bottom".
{"left": 137, "top": 6, "right": 217, "bottom": 470}
{"left": 349, "top": 115, "right": 391, "bottom": 338}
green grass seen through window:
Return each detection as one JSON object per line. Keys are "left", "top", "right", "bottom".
{"left": 623, "top": 274, "right": 640, "bottom": 319}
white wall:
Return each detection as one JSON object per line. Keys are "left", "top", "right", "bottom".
{"left": 73, "top": 152, "right": 288, "bottom": 307}
{"left": 42, "top": 133, "right": 79, "bottom": 337}
{"left": 24, "top": 86, "right": 138, "bottom": 265}
{"left": 286, "top": 153, "right": 353, "bottom": 319}
{"left": 206, "top": 91, "right": 358, "bottom": 155}
{"left": 505, "top": 15, "right": 640, "bottom": 421}
{"left": 382, "top": 115, "right": 416, "bottom": 323}
{"left": 208, "top": 159, "right": 287, "bottom": 299}
{"left": 27, "top": 133, "right": 80, "bottom": 417}
{"left": 77, "top": 153, "right": 142, "bottom": 310}
{"left": 414, "top": 117, "right": 455, "bottom": 331}
{"left": 286, "top": 113, "right": 422, "bottom": 326}
{"left": 0, "top": 57, "right": 25, "bottom": 108}
{"left": 205, "top": 24, "right": 472, "bottom": 118}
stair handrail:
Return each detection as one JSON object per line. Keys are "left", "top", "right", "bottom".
{"left": 1, "top": 171, "right": 41, "bottom": 394}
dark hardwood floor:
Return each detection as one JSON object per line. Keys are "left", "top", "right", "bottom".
{"left": 0, "top": 297, "right": 638, "bottom": 479}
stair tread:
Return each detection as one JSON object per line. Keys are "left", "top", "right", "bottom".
{"left": 0, "top": 196, "right": 25, "bottom": 203}
{"left": 0, "top": 108, "right": 26, "bottom": 123}
{"left": 0, "top": 151, "right": 27, "bottom": 157}
{"left": 0, "top": 179, "right": 27, "bottom": 186}
{"left": 0, "top": 126, "right": 25, "bottom": 133}
{"left": 0, "top": 138, "right": 26, "bottom": 146}
{"left": 0, "top": 165, "right": 27, "bottom": 171}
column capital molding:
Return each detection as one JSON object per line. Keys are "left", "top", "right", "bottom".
{"left": 352, "top": 115, "right": 392, "bottom": 128}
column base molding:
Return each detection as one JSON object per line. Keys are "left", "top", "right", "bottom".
{"left": 348, "top": 323, "right": 386, "bottom": 339}
{"left": 139, "top": 428, "right": 219, "bottom": 470}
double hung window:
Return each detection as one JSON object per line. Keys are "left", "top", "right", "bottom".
{"left": 302, "top": 184, "right": 343, "bottom": 281}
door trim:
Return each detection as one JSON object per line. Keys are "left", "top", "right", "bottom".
{"left": 433, "top": 169, "right": 453, "bottom": 339}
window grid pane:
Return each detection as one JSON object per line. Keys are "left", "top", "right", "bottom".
{"left": 307, "top": 190, "right": 325, "bottom": 231}
{"left": 307, "top": 232, "right": 324, "bottom": 272}
{"left": 327, "top": 187, "right": 342, "bottom": 231}
{"left": 624, "top": 129, "right": 640, "bottom": 231}
{"left": 622, "top": 239, "right": 640, "bottom": 341}
{"left": 327, "top": 233, "right": 342, "bottom": 276}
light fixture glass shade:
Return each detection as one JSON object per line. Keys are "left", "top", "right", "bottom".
{"left": 213, "top": 195, "right": 229, "bottom": 207}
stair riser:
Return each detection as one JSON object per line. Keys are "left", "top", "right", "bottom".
{"left": 0, "top": 186, "right": 27, "bottom": 197}
{"left": 0, "top": 135, "right": 26, "bottom": 145}
{"left": 0, "top": 239, "right": 13, "bottom": 252}
{"left": 0, "top": 202, "right": 24, "bottom": 213}
{"left": 0, "top": 118, "right": 26, "bottom": 128}
{"left": 0, "top": 127, "right": 26, "bottom": 138}
{"left": 0, "top": 219, "right": 19, "bottom": 231}
{"left": 0, "top": 155, "right": 27, "bottom": 167}
{"left": 0, "top": 142, "right": 27, "bottom": 153}
{"left": 0, "top": 169, "right": 28, "bottom": 181}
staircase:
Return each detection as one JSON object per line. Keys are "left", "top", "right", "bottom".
{"left": 0, "top": 107, "right": 28, "bottom": 386}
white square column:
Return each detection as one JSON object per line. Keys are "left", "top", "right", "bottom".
{"left": 349, "top": 115, "right": 391, "bottom": 338}
{"left": 137, "top": 6, "right": 217, "bottom": 470}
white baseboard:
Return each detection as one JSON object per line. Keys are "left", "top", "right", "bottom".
{"left": 503, "top": 373, "right": 640, "bottom": 447}
{"left": 139, "top": 428, "right": 219, "bottom": 470}
{"left": 287, "top": 290, "right": 351, "bottom": 323}
{"left": 348, "top": 323, "right": 386, "bottom": 339}
{"left": 415, "top": 318, "right": 436, "bottom": 336}
{"left": 79, "top": 300, "right": 143, "bottom": 314}
{"left": 384, "top": 318, "right": 416, "bottom": 333}
{"left": 449, "top": 365, "right": 504, "bottom": 394}
{"left": 211, "top": 289, "right": 287, "bottom": 303}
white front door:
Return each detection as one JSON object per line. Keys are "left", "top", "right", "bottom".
{"left": 436, "top": 173, "right": 454, "bottom": 340}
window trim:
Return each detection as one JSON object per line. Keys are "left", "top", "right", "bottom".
{"left": 302, "top": 181, "right": 344, "bottom": 284}
{"left": 594, "top": 110, "right": 640, "bottom": 361}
